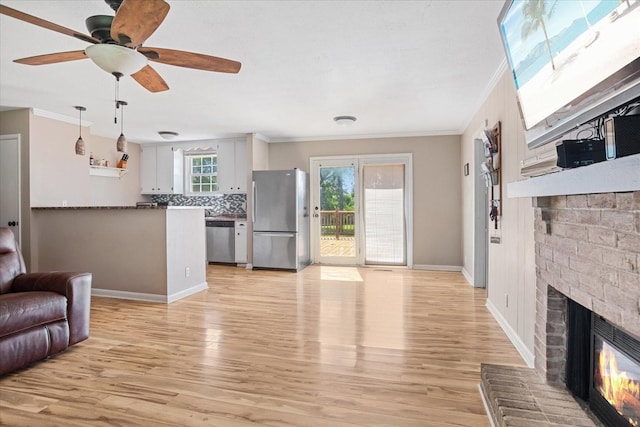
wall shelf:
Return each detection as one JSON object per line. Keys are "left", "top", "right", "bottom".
{"left": 89, "top": 165, "right": 128, "bottom": 178}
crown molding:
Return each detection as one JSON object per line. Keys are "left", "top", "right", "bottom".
{"left": 268, "top": 129, "right": 460, "bottom": 143}
{"left": 459, "top": 58, "right": 508, "bottom": 134}
{"left": 31, "top": 108, "right": 93, "bottom": 127}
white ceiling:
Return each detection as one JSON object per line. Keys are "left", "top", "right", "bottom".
{"left": 0, "top": 0, "right": 507, "bottom": 143}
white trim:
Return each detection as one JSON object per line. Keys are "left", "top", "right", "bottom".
{"left": 507, "top": 153, "right": 640, "bottom": 198}
{"left": 167, "top": 282, "right": 209, "bottom": 303}
{"left": 92, "top": 282, "right": 208, "bottom": 303}
{"left": 462, "top": 267, "right": 473, "bottom": 286}
{"left": 270, "top": 129, "right": 460, "bottom": 143}
{"left": 478, "top": 383, "right": 498, "bottom": 427}
{"left": 252, "top": 133, "right": 271, "bottom": 143}
{"left": 0, "top": 134, "right": 22, "bottom": 247}
{"left": 460, "top": 59, "right": 507, "bottom": 134}
{"left": 412, "top": 264, "right": 462, "bottom": 272}
{"left": 485, "top": 299, "right": 535, "bottom": 368}
{"left": 31, "top": 108, "right": 93, "bottom": 127}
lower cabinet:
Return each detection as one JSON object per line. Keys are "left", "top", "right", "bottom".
{"left": 235, "top": 221, "right": 247, "bottom": 263}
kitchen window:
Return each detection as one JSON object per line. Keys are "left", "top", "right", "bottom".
{"left": 186, "top": 153, "right": 218, "bottom": 194}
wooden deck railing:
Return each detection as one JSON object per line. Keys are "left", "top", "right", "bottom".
{"left": 320, "top": 210, "right": 355, "bottom": 239}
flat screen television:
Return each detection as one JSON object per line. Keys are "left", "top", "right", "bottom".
{"left": 497, "top": 0, "right": 640, "bottom": 149}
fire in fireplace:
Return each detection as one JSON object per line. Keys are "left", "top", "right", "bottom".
{"left": 565, "top": 300, "right": 640, "bottom": 427}
{"left": 591, "top": 317, "right": 640, "bottom": 427}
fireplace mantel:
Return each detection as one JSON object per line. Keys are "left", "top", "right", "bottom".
{"left": 507, "top": 153, "right": 640, "bottom": 198}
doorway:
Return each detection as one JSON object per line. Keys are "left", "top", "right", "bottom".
{"left": 311, "top": 158, "right": 358, "bottom": 265}
{"left": 310, "top": 154, "right": 412, "bottom": 267}
{"left": 0, "top": 134, "right": 21, "bottom": 245}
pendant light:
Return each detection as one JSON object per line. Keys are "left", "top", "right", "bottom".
{"left": 74, "top": 106, "right": 86, "bottom": 155}
{"left": 116, "top": 100, "right": 128, "bottom": 153}
{"left": 113, "top": 72, "right": 128, "bottom": 153}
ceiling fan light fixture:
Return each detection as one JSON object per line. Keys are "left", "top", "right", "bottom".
{"left": 158, "top": 131, "right": 179, "bottom": 140}
{"left": 333, "top": 115, "right": 357, "bottom": 126}
{"left": 85, "top": 44, "right": 147, "bottom": 75}
{"left": 74, "top": 106, "right": 87, "bottom": 156}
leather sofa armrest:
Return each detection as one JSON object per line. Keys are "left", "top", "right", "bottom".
{"left": 12, "top": 272, "right": 92, "bottom": 345}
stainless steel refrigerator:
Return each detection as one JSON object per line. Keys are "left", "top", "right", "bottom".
{"left": 252, "top": 169, "right": 310, "bottom": 271}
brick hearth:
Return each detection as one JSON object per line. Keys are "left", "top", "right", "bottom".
{"left": 482, "top": 191, "right": 640, "bottom": 427}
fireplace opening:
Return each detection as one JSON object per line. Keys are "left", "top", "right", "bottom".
{"left": 591, "top": 316, "right": 640, "bottom": 427}
{"left": 565, "top": 299, "right": 640, "bottom": 427}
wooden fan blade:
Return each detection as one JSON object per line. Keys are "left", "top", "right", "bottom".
{"left": 0, "top": 4, "right": 99, "bottom": 44}
{"left": 131, "top": 65, "right": 169, "bottom": 92}
{"left": 111, "top": 0, "right": 170, "bottom": 47}
{"left": 14, "top": 50, "right": 88, "bottom": 66}
{"left": 139, "top": 47, "right": 241, "bottom": 74}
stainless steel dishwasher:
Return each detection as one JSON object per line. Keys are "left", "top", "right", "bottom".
{"left": 206, "top": 220, "right": 235, "bottom": 263}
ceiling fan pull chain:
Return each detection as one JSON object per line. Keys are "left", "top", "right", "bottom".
{"left": 113, "top": 72, "right": 122, "bottom": 124}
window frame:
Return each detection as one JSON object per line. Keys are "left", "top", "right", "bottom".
{"left": 184, "top": 152, "right": 219, "bottom": 196}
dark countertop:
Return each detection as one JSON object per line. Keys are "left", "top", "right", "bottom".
{"left": 32, "top": 206, "right": 204, "bottom": 210}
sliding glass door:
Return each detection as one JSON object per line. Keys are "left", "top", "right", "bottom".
{"left": 310, "top": 154, "right": 412, "bottom": 267}
{"left": 362, "top": 163, "right": 406, "bottom": 265}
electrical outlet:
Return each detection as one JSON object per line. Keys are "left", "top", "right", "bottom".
{"left": 185, "top": 267, "right": 190, "bottom": 278}
{"left": 62, "top": 200, "right": 68, "bottom": 207}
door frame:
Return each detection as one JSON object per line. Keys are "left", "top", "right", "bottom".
{"left": 0, "top": 134, "right": 22, "bottom": 246}
{"left": 473, "top": 133, "right": 488, "bottom": 288}
{"left": 310, "top": 157, "right": 359, "bottom": 265}
{"left": 309, "top": 154, "right": 413, "bottom": 268}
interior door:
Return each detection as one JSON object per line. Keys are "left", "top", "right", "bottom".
{"left": 0, "top": 135, "right": 21, "bottom": 244}
{"left": 310, "top": 158, "right": 358, "bottom": 265}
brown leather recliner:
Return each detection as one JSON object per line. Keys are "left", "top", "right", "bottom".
{"left": 0, "top": 227, "right": 92, "bottom": 375}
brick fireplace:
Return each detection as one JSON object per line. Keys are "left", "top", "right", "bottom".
{"left": 482, "top": 191, "right": 640, "bottom": 427}
{"left": 534, "top": 192, "right": 640, "bottom": 385}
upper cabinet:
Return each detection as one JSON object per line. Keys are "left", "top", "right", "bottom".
{"left": 140, "top": 145, "right": 184, "bottom": 194}
{"left": 216, "top": 140, "right": 247, "bottom": 193}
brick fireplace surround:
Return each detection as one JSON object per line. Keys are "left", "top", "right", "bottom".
{"left": 482, "top": 191, "right": 640, "bottom": 427}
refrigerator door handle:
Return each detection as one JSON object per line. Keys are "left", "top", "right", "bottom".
{"left": 255, "top": 232, "right": 295, "bottom": 238}
{"left": 252, "top": 181, "right": 256, "bottom": 223}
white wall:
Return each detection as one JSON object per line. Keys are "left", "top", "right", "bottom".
{"left": 461, "top": 70, "right": 538, "bottom": 364}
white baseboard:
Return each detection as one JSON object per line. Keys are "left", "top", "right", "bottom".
{"left": 412, "top": 264, "right": 462, "bottom": 272}
{"left": 92, "top": 282, "right": 208, "bottom": 304}
{"left": 462, "top": 267, "right": 473, "bottom": 286}
{"left": 167, "top": 282, "right": 209, "bottom": 303}
{"left": 485, "top": 299, "right": 535, "bottom": 368}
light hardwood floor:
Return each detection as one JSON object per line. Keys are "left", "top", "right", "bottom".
{"left": 0, "top": 265, "right": 524, "bottom": 426}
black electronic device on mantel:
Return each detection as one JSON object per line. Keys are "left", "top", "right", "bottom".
{"left": 556, "top": 139, "right": 606, "bottom": 169}
{"left": 604, "top": 115, "right": 640, "bottom": 160}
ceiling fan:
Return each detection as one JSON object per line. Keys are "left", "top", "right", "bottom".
{"left": 0, "top": 0, "right": 241, "bottom": 92}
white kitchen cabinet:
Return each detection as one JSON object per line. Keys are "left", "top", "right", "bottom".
{"left": 140, "top": 145, "right": 184, "bottom": 194}
{"left": 216, "top": 140, "right": 247, "bottom": 193}
{"left": 235, "top": 221, "right": 247, "bottom": 263}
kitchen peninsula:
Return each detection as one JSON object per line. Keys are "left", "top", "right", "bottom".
{"left": 31, "top": 206, "right": 207, "bottom": 303}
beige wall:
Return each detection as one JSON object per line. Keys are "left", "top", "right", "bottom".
{"left": 1, "top": 109, "right": 145, "bottom": 270}
{"left": 268, "top": 135, "right": 462, "bottom": 267}
{"left": 461, "top": 70, "right": 537, "bottom": 361}
{"left": 29, "top": 114, "right": 143, "bottom": 207}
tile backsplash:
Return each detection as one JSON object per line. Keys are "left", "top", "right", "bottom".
{"left": 150, "top": 194, "right": 247, "bottom": 215}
